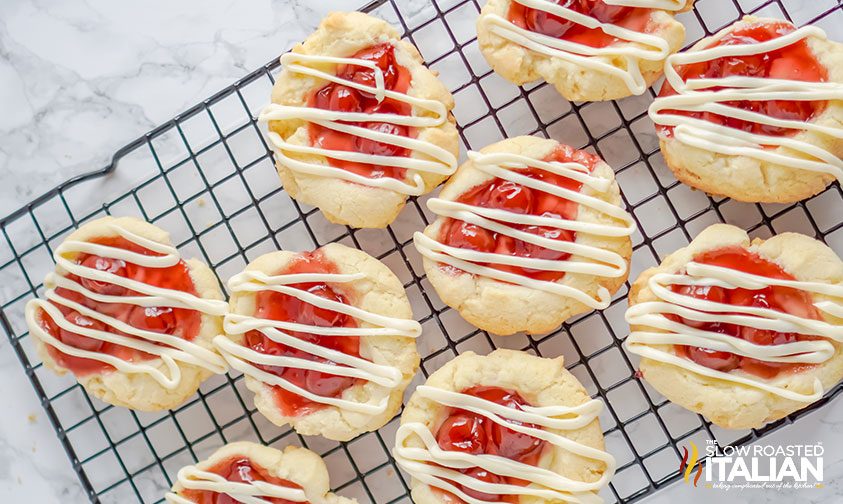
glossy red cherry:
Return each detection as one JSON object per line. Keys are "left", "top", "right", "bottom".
{"left": 58, "top": 310, "right": 106, "bottom": 352}
{"left": 514, "top": 225, "right": 574, "bottom": 259}
{"left": 314, "top": 84, "right": 362, "bottom": 112}
{"left": 458, "top": 467, "right": 506, "bottom": 502}
{"left": 589, "top": 0, "right": 633, "bottom": 24}
{"left": 486, "top": 420, "right": 544, "bottom": 461}
{"left": 685, "top": 346, "right": 740, "bottom": 372}
{"left": 674, "top": 247, "right": 822, "bottom": 379}
{"left": 340, "top": 43, "right": 399, "bottom": 94}
{"left": 671, "top": 284, "right": 728, "bottom": 328}
{"left": 483, "top": 181, "right": 534, "bottom": 214}
{"left": 79, "top": 255, "right": 128, "bottom": 296}
{"left": 463, "top": 386, "right": 544, "bottom": 461}
{"left": 436, "top": 413, "right": 487, "bottom": 454}
{"left": 299, "top": 283, "right": 349, "bottom": 328}
{"left": 524, "top": 0, "right": 577, "bottom": 38}
{"left": 128, "top": 306, "right": 177, "bottom": 334}
{"left": 446, "top": 221, "right": 497, "bottom": 253}
{"left": 304, "top": 365, "right": 356, "bottom": 398}
{"left": 353, "top": 122, "right": 409, "bottom": 157}
{"left": 740, "top": 326, "right": 797, "bottom": 346}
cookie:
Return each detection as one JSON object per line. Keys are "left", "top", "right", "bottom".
{"left": 650, "top": 16, "right": 843, "bottom": 203}
{"left": 476, "top": 0, "right": 688, "bottom": 101}
{"left": 215, "top": 243, "right": 421, "bottom": 441}
{"left": 394, "top": 349, "right": 615, "bottom": 503}
{"left": 165, "top": 441, "right": 356, "bottom": 503}
{"left": 24, "top": 216, "right": 228, "bottom": 411}
{"left": 414, "top": 136, "right": 633, "bottom": 336}
{"left": 625, "top": 224, "right": 843, "bottom": 429}
{"left": 260, "top": 11, "right": 459, "bottom": 228}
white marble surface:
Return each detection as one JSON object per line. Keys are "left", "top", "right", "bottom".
{"left": 1, "top": 0, "right": 842, "bottom": 503}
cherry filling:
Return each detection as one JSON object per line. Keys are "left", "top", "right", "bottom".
{"left": 658, "top": 21, "right": 828, "bottom": 138}
{"left": 181, "top": 456, "right": 305, "bottom": 504}
{"left": 670, "top": 246, "right": 822, "bottom": 379}
{"left": 439, "top": 145, "right": 599, "bottom": 282}
{"left": 434, "top": 386, "right": 547, "bottom": 503}
{"left": 245, "top": 251, "right": 365, "bottom": 417}
{"left": 39, "top": 236, "right": 201, "bottom": 376}
{"left": 308, "top": 43, "right": 414, "bottom": 181}
{"left": 508, "top": 0, "right": 652, "bottom": 49}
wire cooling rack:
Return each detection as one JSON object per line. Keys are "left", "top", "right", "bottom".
{"left": 2, "top": 0, "right": 843, "bottom": 502}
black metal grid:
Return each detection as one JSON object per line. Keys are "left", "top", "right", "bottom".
{"left": 1, "top": 0, "right": 842, "bottom": 502}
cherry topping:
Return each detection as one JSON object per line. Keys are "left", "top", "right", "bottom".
{"left": 670, "top": 285, "right": 727, "bottom": 329}
{"left": 128, "top": 306, "right": 177, "bottom": 334}
{"left": 182, "top": 456, "right": 305, "bottom": 504}
{"left": 437, "top": 413, "right": 488, "bottom": 455}
{"left": 307, "top": 43, "right": 413, "bottom": 181}
{"left": 353, "top": 122, "right": 409, "bottom": 157}
{"left": 58, "top": 311, "right": 106, "bottom": 352}
{"left": 485, "top": 181, "right": 534, "bottom": 214}
{"left": 444, "top": 221, "right": 497, "bottom": 253}
{"left": 434, "top": 386, "right": 547, "bottom": 502}
{"left": 79, "top": 255, "right": 128, "bottom": 296}
{"left": 510, "top": 0, "right": 651, "bottom": 49}
{"left": 658, "top": 21, "right": 828, "bottom": 138}
{"left": 339, "top": 43, "right": 400, "bottom": 95}
{"left": 440, "top": 145, "right": 598, "bottom": 282}
{"left": 313, "top": 84, "right": 362, "bottom": 113}
{"left": 247, "top": 251, "right": 365, "bottom": 417}
{"left": 672, "top": 246, "right": 821, "bottom": 378}
{"left": 459, "top": 467, "right": 507, "bottom": 502}
{"left": 41, "top": 236, "right": 201, "bottom": 377}
{"left": 685, "top": 346, "right": 740, "bottom": 373}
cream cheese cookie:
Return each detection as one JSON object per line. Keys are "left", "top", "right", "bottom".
{"left": 24, "top": 216, "right": 228, "bottom": 411}
{"left": 165, "top": 441, "right": 356, "bottom": 503}
{"left": 393, "top": 349, "right": 615, "bottom": 504}
{"left": 650, "top": 16, "right": 843, "bottom": 203}
{"left": 625, "top": 224, "right": 843, "bottom": 429}
{"left": 215, "top": 243, "right": 421, "bottom": 441}
{"left": 260, "top": 11, "right": 459, "bottom": 229}
{"left": 476, "top": 0, "right": 689, "bottom": 101}
{"left": 414, "top": 136, "right": 633, "bottom": 336}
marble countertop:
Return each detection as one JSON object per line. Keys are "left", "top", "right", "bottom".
{"left": 1, "top": 0, "right": 841, "bottom": 503}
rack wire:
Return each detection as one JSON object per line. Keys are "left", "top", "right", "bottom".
{"left": 1, "top": 0, "right": 842, "bottom": 502}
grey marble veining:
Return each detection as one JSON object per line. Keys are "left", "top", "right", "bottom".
{"left": 1, "top": 0, "right": 842, "bottom": 503}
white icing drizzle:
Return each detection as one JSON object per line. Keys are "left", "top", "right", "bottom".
{"left": 625, "top": 261, "right": 843, "bottom": 402}
{"left": 25, "top": 223, "right": 229, "bottom": 389}
{"left": 165, "top": 464, "right": 312, "bottom": 504}
{"left": 215, "top": 269, "right": 422, "bottom": 415}
{"left": 259, "top": 50, "right": 458, "bottom": 195}
{"left": 649, "top": 23, "right": 843, "bottom": 183}
{"left": 414, "top": 150, "right": 634, "bottom": 309}
{"left": 479, "top": 0, "right": 681, "bottom": 95}
{"left": 393, "top": 385, "right": 616, "bottom": 504}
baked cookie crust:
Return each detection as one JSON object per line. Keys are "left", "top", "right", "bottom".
{"left": 167, "top": 441, "right": 356, "bottom": 503}
{"left": 30, "top": 216, "right": 225, "bottom": 411}
{"left": 396, "top": 349, "right": 612, "bottom": 504}
{"left": 224, "top": 243, "right": 420, "bottom": 441}
{"left": 418, "top": 136, "right": 632, "bottom": 336}
{"left": 626, "top": 224, "right": 843, "bottom": 429}
{"left": 266, "top": 11, "right": 459, "bottom": 228}
{"left": 476, "top": 0, "right": 687, "bottom": 101}
{"left": 653, "top": 16, "right": 843, "bottom": 203}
